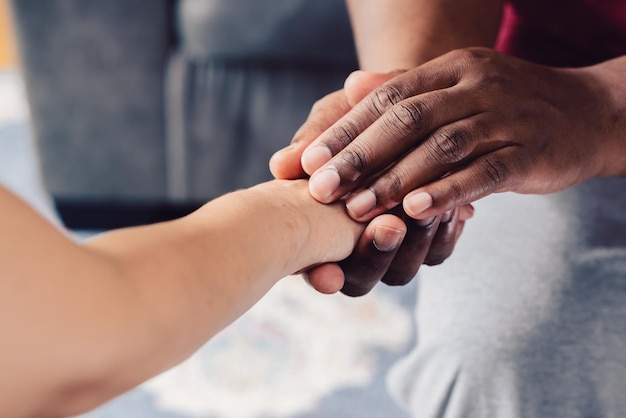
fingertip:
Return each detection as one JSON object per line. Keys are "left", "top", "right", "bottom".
{"left": 373, "top": 225, "right": 406, "bottom": 252}
{"left": 345, "top": 188, "right": 377, "bottom": 220}
{"left": 459, "top": 204, "right": 475, "bottom": 221}
{"left": 269, "top": 146, "right": 306, "bottom": 179}
{"left": 369, "top": 213, "right": 407, "bottom": 234}
{"left": 366, "top": 213, "right": 407, "bottom": 251}
{"left": 344, "top": 71, "right": 379, "bottom": 107}
{"left": 305, "top": 264, "right": 345, "bottom": 294}
{"left": 339, "top": 213, "right": 406, "bottom": 297}
{"left": 344, "top": 70, "right": 403, "bottom": 106}
{"left": 403, "top": 191, "right": 434, "bottom": 219}
{"left": 308, "top": 167, "right": 340, "bottom": 203}
{"left": 301, "top": 145, "right": 333, "bottom": 176}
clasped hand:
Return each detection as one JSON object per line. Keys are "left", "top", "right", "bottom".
{"left": 272, "top": 47, "right": 624, "bottom": 296}
{"left": 301, "top": 48, "right": 623, "bottom": 220}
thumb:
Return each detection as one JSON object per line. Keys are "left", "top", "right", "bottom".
{"left": 344, "top": 70, "right": 406, "bottom": 107}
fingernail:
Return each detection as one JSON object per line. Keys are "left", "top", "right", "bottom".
{"left": 346, "top": 188, "right": 377, "bottom": 219}
{"left": 441, "top": 210, "right": 453, "bottom": 223}
{"left": 404, "top": 192, "right": 433, "bottom": 218}
{"left": 302, "top": 145, "right": 332, "bottom": 174}
{"left": 373, "top": 226, "right": 405, "bottom": 252}
{"left": 309, "top": 167, "right": 340, "bottom": 202}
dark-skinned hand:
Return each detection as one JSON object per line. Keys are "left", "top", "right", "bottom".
{"left": 296, "top": 48, "right": 626, "bottom": 222}
{"left": 270, "top": 71, "right": 473, "bottom": 297}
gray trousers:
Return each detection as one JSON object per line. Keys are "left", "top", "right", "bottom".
{"left": 388, "top": 177, "right": 626, "bottom": 418}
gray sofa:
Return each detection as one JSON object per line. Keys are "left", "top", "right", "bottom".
{"left": 11, "top": 0, "right": 358, "bottom": 228}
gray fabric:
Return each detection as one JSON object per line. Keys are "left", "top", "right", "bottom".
{"left": 11, "top": 0, "right": 357, "bottom": 203}
{"left": 177, "top": 0, "right": 357, "bottom": 64}
{"left": 164, "top": 54, "right": 355, "bottom": 200}
{"left": 10, "top": 0, "right": 171, "bottom": 200}
{"left": 388, "top": 177, "right": 626, "bottom": 418}
{"left": 167, "top": 0, "right": 357, "bottom": 200}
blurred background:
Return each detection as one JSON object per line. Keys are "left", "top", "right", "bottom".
{"left": 0, "top": 0, "right": 15, "bottom": 68}
{"left": 1, "top": 0, "right": 59, "bottom": 221}
{"left": 0, "top": 1, "right": 416, "bottom": 417}
{"left": 6, "top": 0, "right": 359, "bottom": 230}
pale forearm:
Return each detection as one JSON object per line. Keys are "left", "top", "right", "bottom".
{"left": 0, "top": 180, "right": 362, "bottom": 417}
{"left": 71, "top": 180, "right": 361, "bottom": 414}
{"left": 88, "top": 180, "right": 361, "bottom": 341}
{"left": 346, "top": 0, "right": 505, "bottom": 71}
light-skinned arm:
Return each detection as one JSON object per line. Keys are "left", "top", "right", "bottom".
{"left": 0, "top": 179, "right": 401, "bottom": 418}
{"left": 346, "top": 0, "right": 505, "bottom": 71}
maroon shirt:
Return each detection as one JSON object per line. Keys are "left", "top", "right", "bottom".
{"left": 496, "top": 0, "right": 626, "bottom": 66}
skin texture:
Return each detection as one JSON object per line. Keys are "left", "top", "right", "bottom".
{"left": 269, "top": 0, "right": 504, "bottom": 295}
{"left": 300, "top": 49, "right": 626, "bottom": 221}
{"left": 273, "top": 0, "right": 626, "bottom": 245}
{"left": 346, "top": 0, "right": 505, "bottom": 71}
{"left": 270, "top": 71, "right": 473, "bottom": 297}
{"left": 0, "top": 179, "right": 382, "bottom": 418}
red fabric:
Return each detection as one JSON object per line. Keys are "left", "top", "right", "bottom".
{"left": 495, "top": 0, "right": 626, "bottom": 67}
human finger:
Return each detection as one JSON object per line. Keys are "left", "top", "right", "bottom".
{"left": 270, "top": 90, "right": 351, "bottom": 180}
{"left": 300, "top": 57, "right": 462, "bottom": 179}
{"left": 316, "top": 204, "right": 474, "bottom": 295}
{"left": 305, "top": 81, "right": 486, "bottom": 206}
{"left": 303, "top": 264, "right": 346, "bottom": 295}
{"left": 403, "top": 146, "right": 523, "bottom": 219}
{"left": 379, "top": 212, "right": 441, "bottom": 287}
{"left": 343, "top": 113, "right": 505, "bottom": 221}
{"left": 423, "top": 208, "right": 462, "bottom": 266}
{"left": 458, "top": 204, "right": 475, "bottom": 222}
{"left": 344, "top": 70, "right": 406, "bottom": 107}
{"left": 380, "top": 204, "right": 474, "bottom": 286}
{"left": 339, "top": 214, "right": 407, "bottom": 297}
{"left": 452, "top": 204, "right": 474, "bottom": 243}
{"left": 270, "top": 71, "right": 399, "bottom": 180}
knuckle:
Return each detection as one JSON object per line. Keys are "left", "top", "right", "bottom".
{"left": 386, "top": 170, "right": 405, "bottom": 197}
{"left": 430, "top": 127, "right": 473, "bottom": 164}
{"left": 449, "top": 48, "right": 480, "bottom": 71}
{"left": 337, "top": 144, "right": 370, "bottom": 174}
{"left": 452, "top": 47, "right": 499, "bottom": 82}
{"left": 388, "top": 101, "right": 429, "bottom": 134}
{"left": 331, "top": 121, "right": 359, "bottom": 148}
{"left": 480, "top": 154, "right": 510, "bottom": 190}
{"left": 447, "top": 179, "right": 467, "bottom": 206}
{"left": 370, "top": 83, "right": 406, "bottom": 115}
{"left": 377, "top": 168, "right": 406, "bottom": 200}
{"left": 449, "top": 48, "right": 472, "bottom": 63}
{"left": 467, "top": 46, "right": 493, "bottom": 60}
{"left": 456, "top": 46, "right": 494, "bottom": 66}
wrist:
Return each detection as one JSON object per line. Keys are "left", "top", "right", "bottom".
{"left": 583, "top": 57, "right": 626, "bottom": 177}
{"left": 248, "top": 180, "right": 363, "bottom": 271}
